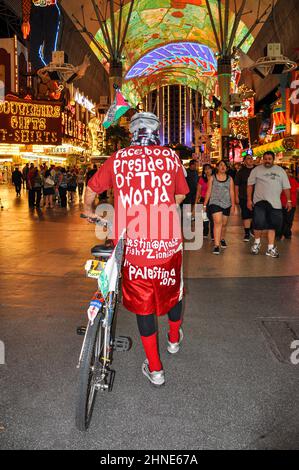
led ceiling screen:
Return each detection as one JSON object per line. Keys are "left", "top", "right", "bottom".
{"left": 91, "top": 0, "right": 254, "bottom": 104}
{"left": 125, "top": 42, "right": 217, "bottom": 79}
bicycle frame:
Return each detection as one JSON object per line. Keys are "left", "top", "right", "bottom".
{"left": 77, "top": 224, "right": 125, "bottom": 376}
{"left": 76, "top": 219, "right": 130, "bottom": 430}
{"left": 77, "top": 281, "right": 118, "bottom": 370}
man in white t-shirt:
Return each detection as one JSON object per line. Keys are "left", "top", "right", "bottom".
{"left": 247, "top": 151, "right": 291, "bottom": 258}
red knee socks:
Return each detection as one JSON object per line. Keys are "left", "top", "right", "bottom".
{"left": 141, "top": 333, "right": 162, "bottom": 372}
{"left": 168, "top": 319, "right": 182, "bottom": 343}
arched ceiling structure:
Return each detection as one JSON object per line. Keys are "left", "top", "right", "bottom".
{"left": 62, "top": 0, "right": 276, "bottom": 105}
{"left": 91, "top": 0, "right": 255, "bottom": 105}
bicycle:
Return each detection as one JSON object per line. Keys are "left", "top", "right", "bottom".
{"left": 75, "top": 215, "right": 131, "bottom": 431}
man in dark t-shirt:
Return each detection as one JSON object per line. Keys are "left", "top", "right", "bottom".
{"left": 12, "top": 167, "right": 23, "bottom": 197}
{"left": 85, "top": 165, "right": 97, "bottom": 185}
{"left": 235, "top": 154, "right": 254, "bottom": 242}
{"left": 185, "top": 160, "right": 199, "bottom": 205}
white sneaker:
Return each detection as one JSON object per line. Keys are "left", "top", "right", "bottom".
{"left": 266, "top": 246, "right": 279, "bottom": 258}
{"left": 251, "top": 242, "right": 261, "bottom": 255}
{"left": 167, "top": 328, "right": 184, "bottom": 354}
{"left": 142, "top": 359, "right": 165, "bottom": 386}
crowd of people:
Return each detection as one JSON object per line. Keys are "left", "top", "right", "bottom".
{"left": 10, "top": 151, "right": 298, "bottom": 260}
{"left": 186, "top": 152, "right": 298, "bottom": 258}
{"left": 11, "top": 163, "right": 102, "bottom": 209}
{"left": 7, "top": 110, "right": 298, "bottom": 387}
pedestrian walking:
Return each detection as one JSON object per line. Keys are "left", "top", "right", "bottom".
{"left": 277, "top": 167, "right": 298, "bottom": 240}
{"left": 22, "top": 163, "right": 29, "bottom": 189}
{"left": 43, "top": 170, "right": 55, "bottom": 208}
{"left": 184, "top": 159, "right": 199, "bottom": 218}
{"left": 51, "top": 166, "right": 60, "bottom": 205}
{"left": 77, "top": 169, "right": 85, "bottom": 202}
{"left": 85, "top": 165, "right": 97, "bottom": 185}
{"left": 84, "top": 112, "right": 189, "bottom": 387}
{"left": 58, "top": 168, "right": 68, "bottom": 208}
{"left": 204, "top": 160, "right": 236, "bottom": 255}
{"left": 12, "top": 167, "right": 23, "bottom": 197}
{"left": 27, "top": 164, "right": 36, "bottom": 208}
{"left": 195, "top": 164, "right": 214, "bottom": 239}
{"left": 67, "top": 169, "right": 77, "bottom": 204}
{"left": 247, "top": 151, "right": 291, "bottom": 258}
{"left": 235, "top": 154, "right": 255, "bottom": 242}
{"left": 32, "top": 168, "right": 43, "bottom": 208}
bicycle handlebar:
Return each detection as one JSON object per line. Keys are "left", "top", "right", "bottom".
{"left": 80, "top": 213, "right": 113, "bottom": 230}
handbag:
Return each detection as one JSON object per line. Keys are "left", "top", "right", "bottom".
{"left": 45, "top": 177, "right": 55, "bottom": 186}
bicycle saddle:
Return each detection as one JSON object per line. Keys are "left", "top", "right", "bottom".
{"left": 91, "top": 241, "right": 114, "bottom": 258}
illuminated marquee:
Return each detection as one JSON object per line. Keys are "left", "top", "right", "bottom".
{"left": 74, "top": 90, "right": 96, "bottom": 115}
{"left": 230, "top": 97, "right": 255, "bottom": 119}
{"left": 0, "top": 99, "right": 62, "bottom": 145}
{"left": 62, "top": 110, "right": 88, "bottom": 143}
{"left": 125, "top": 42, "right": 217, "bottom": 80}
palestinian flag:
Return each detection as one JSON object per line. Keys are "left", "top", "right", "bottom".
{"left": 102, "top": 89, "right": 131, "bottom": 129}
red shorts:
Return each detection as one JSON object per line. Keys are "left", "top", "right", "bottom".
{"left": 122, "top": 251, "right": 183, "bottom": 316}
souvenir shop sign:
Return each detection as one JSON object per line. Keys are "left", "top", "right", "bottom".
{"left": 0, "top": 99, "right": 62, "bottom": 145}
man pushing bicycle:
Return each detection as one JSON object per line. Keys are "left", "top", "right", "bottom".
{"left": 84, "top": 112, "right": 189, "bottom": 387}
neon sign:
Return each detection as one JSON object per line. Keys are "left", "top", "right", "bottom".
{"left": 230, "top": 97, "right": 255, "bottom": 119}
{"left": 0, "top": 99, "right": 62, "bottom": 145}
{"left": 125, "top": 42, "right": 217, "bottom": 80}
{"left": 74, "top": 90, "right": 96, "bottom": 115}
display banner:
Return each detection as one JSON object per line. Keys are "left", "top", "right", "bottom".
{"left": 0, "top": 99, "right": 62, "bottom": 145}
{"left": 125, "top": 42, "right": 217, "bottom": 79}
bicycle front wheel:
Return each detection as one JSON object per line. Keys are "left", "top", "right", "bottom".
{"left": 75, "top": 311, "right": 105, "bottom": 431}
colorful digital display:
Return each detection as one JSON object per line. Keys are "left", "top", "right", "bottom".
{"left": 125, "top": 42, "right": 217, "bottom": 79}
{"left": 91, "top": 0, "right": 254, "bottom": 104}
{"left": 272, "top": 95, "right": 287, "bottom": 134}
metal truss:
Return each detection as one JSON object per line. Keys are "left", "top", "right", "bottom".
{"left": 72, "top": 0, "right": 135, "bottom": 66}
{"left": 205, "top": 0, "right": 272, "bottom": 57}
{"left": 0, "top": 1, "right": 22, "bottom": 39}
{"left": 91, "top": 0, "right": 134, "bottom": 64}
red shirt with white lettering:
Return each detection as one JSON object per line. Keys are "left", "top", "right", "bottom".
{"left": 88, "top": 146, "right": 189, "bottom": 267}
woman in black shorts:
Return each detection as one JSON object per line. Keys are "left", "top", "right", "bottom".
{"left": 203, "top": 160, "right": 236, "bottom": 255}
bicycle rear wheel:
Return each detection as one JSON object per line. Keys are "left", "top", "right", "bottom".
{"left": 75, "top": 311, "right": 105, "bottom": 431}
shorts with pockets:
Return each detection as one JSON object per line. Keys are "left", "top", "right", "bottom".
{"left": 239, "top": 198, "right": 253, "bottom": 220}
{"left": 253, "top": 200, "right": 283, "bottom": 231}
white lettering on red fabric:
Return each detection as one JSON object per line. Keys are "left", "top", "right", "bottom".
{"left": 113, "top": 146, "right": 183, "bottom": 265}
{"left": 124, "top": 259, "right": 177, "bottom": 286}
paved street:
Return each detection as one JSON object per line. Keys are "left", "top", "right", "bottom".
{"left": 0, "top": 186, "right": 299, "bottom": 450}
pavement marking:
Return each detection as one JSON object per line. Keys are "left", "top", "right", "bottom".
{"left": 258, "top": 317, "right": 299, "bottom": 364}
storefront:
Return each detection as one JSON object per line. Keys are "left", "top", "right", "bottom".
{"left": 252, "top": 137, "right": 298, "bottom": 169}
{"left": 0, "top": 95, "right": 98, "bottom": 171}
{"left": 0, "top": 97, "right": 62, "bottom": 168}
{"left": 0, "top": 157, "right": 14, "bottom": 183}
